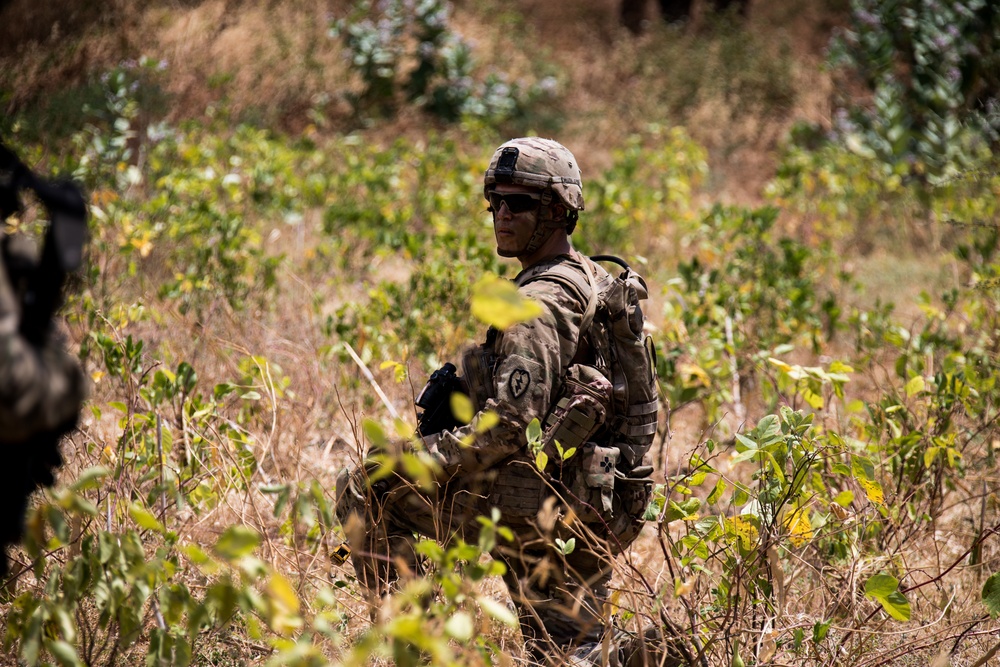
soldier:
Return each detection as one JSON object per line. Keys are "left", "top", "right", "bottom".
{"left": 0, "top": 146, "right": 87, "bottom": 576}
{"left": 336, "top": 138, "right": 675, "bottom": 665}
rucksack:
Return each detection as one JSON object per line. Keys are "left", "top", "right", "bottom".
{"left": 516, "top": 253, "right": 659, "bottom": 473}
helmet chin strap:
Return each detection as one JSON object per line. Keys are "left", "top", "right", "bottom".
{"left": 497, "top": 209, "right": 567, "bottom": 258}
{"left": 497, "top": 189, "right": 567, "bottom": 258}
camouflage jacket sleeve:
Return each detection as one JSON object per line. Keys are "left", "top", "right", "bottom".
{"left": 0, "top": 256, "right": 84, "bottom": 442}
{"left": 422, "top": 266, "right": 585, "bottom": 478}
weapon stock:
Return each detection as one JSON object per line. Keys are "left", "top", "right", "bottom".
{"left": 415, "top": 362, "right": 465, "bottom": 437}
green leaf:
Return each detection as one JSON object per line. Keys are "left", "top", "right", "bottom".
{"left": 881, "top": 591, "right": 911, "bottom": 621}
{"left": 865, "top": 574, "right": 911, "bottom": 621}
{"left": 982, "top": 573, "right": 1000, "bottom": 618}
{"left": 555, "top": 537, "right": 576, "bottom": 555}
{"left": 182, "top": 544, "right": 213, "bottom": 565}
{"left": 851, "top": 455, "right": 877, "bottom": 481}
{"left": 832, "top": 491, "right": 854, "bottom": 507}
{"left": 444, "top": 611, "right": 475, "bottom": 642}
{"left": 763, "top": 451, "right": 786, "bottom": 483}
{"left": 864, "top": 573, "right": 899, "bottom": 598}
{"left": 730, "top": 449, "right": 758, "bottom": 464}
{"left": 241, "top": 390, "right": 262, "bottom": 400}
{"left": 734, "top": 433, "right": 758, "bottom": 452}
{"left": 415, "top": 539, "right": 446, "bottom": 562}
{"left": 756, "top": 414, "right": 782, "bottom": 441}
{"left": 665, "top": 499, "right": 702, "bottom": 522}
{"left": 477, "top": 595, "right": 518, "bottom": 627}
{"left": 707, "top": 479, "right": 726, "bottom": 505}
{"left": 535, "top": 451, "right": 549, "bottom": 471}
{"left": 832, "top": 462, "right": 851, "bottom": 476}
{"left": 471, "top": 274, "right": 544, "bottom": 329}
{"left": 362, "top": 418, "right": 389, "bottom": 448}
{"left": 214, "top": 526, "right": 260, "bottom": 561}
{"left": 70, "top": 466, "right": 110, "bottom": 492}
{"left": 829, "top": 361, "right": 854, "bottom": 374}
{"left": 812, "top": 620, "right": 831, "bottom": 643}
{"left": 129, "top": 503, "right": 165, "bottom": 534}
{"left": 924, "top": 446, "right": 940, "bottom": 468}
{"left": 525, "top": 418, "right": 542, "bottom": 444}
{"left": 475, "top": 410, "right": 500, "bottom": 433}
{"left": 46, "top": 639, "right": 81, "bottom": 667}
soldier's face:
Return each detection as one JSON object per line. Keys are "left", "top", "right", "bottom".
{"left": 489, "top": 183, "right": 543, "bottom": 258}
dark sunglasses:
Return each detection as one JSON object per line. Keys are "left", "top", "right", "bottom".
{"left": 488, "top": 191, "right": 542, "bottom": 214}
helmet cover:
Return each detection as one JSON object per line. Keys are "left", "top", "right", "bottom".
{"left": 483, "top": 137, "right": 584, "bottom": 212}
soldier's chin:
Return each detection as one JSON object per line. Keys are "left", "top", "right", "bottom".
{"left": 496, "top": 244, "right": 523, "bottom": 258}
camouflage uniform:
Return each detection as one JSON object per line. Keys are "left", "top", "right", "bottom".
{"left": 336, "top": 250, "right": 649, "bottom": 660}
{"left": 0, "top": 248, "right": 84, "bottom": 442}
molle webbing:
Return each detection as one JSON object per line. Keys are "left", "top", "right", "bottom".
{"left": 544, "top": 396, "right": 598, "bottom": 449}
{"left": 519, "top": 255, "right": 660, "bottom": 472}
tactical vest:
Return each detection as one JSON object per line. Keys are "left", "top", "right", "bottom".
{"left": 514, "top": 253, "right": 659, "bottom": 473}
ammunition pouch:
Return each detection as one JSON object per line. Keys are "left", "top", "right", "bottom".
{"left": 540, "top": 364, "right": 612, "bottom": 463}
{"left": 616, "top": 465, "right": 654, "bottom": 520}
{"left": 567, "top": 443, "right": 620, "bottom": 523}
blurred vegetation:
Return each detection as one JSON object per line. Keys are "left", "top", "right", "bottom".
{"left": 0, "top": 0, "right": 999, "bottom": 665}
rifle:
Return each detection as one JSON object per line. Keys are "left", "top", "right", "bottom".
{"left": 415, "top": 362, "right": 466, "bottom": 437}
{"left": 0, "top": 142, "right": 88, "bottom": 577}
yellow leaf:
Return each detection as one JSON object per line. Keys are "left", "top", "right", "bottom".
{"left": 266, "top": 572, "right": 302, "bottom": 636}
{"left": 675, "top": 577, "right": 695, "bottom": 596}
{"left": 393, "top": 418, "right": 415, "bottom": 439}
{"left": 470, "top": 274, "right": 544, "bottom": 329}
{"left": 801, "top": 387, "right": 824, "bottom": 409}
{"left": 535, "top": 451, "right": 549, "bottom": 472}
{"left": 859, "top": 478, "right": 884, "bottom": 505}
{"left": 924, "top": 446, "right": 939, "bottom": 468}
{"left": 905, "top": 375, "right": 925, "bottom": 397}
{"left": 783, "top": 507, "right": 813, "bottom": 547}
{"left": 475, "top": 410, "right": 500, "bottom": 434}
{"left": 679, "top": 363, "right": 711, "bottom": 387}
{"left": 829, "top": 360, "right": 854, "bottom": 374}
{"left": 768, "top": 358, "right": 792, "bottom": 373}
{"left": 727, "top": 516, "right": 759, "bottom": 550}
{"left": 451, "top": 392, "right": 474, "bottom": 424}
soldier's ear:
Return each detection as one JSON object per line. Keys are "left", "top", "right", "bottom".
{"left": 550, "top": 203, "right": 567, "bottom": 221}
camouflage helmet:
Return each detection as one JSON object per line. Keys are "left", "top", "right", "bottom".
{"left": 483, "top": 138, "right": 584, "bottom": 212}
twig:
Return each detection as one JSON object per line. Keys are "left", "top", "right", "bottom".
{"left": 970, "top": 634, "right": 1000, "bottom": 667}
{"left": 725, "top": 314, "right": 746, "bottom": 423}
{"left": 343, "top": 341, "right": 400, "bottom": 420}
{"left": 156, "top": 412, "right": 166, "bottom": 520}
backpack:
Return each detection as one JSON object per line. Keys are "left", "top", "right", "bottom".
{"left": 516, "top": 253, "right": 659, "bottom": 472}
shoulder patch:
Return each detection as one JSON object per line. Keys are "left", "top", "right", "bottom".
{"left": 508, "top": 368, "right": 531, "bottom": 399}
{"left": 495, "top": 353, "right": 547, "bottom": 414}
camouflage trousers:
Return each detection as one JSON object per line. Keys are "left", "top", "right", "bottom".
{"left": 334, "top": 457, "right": 647, "bottom": 663}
